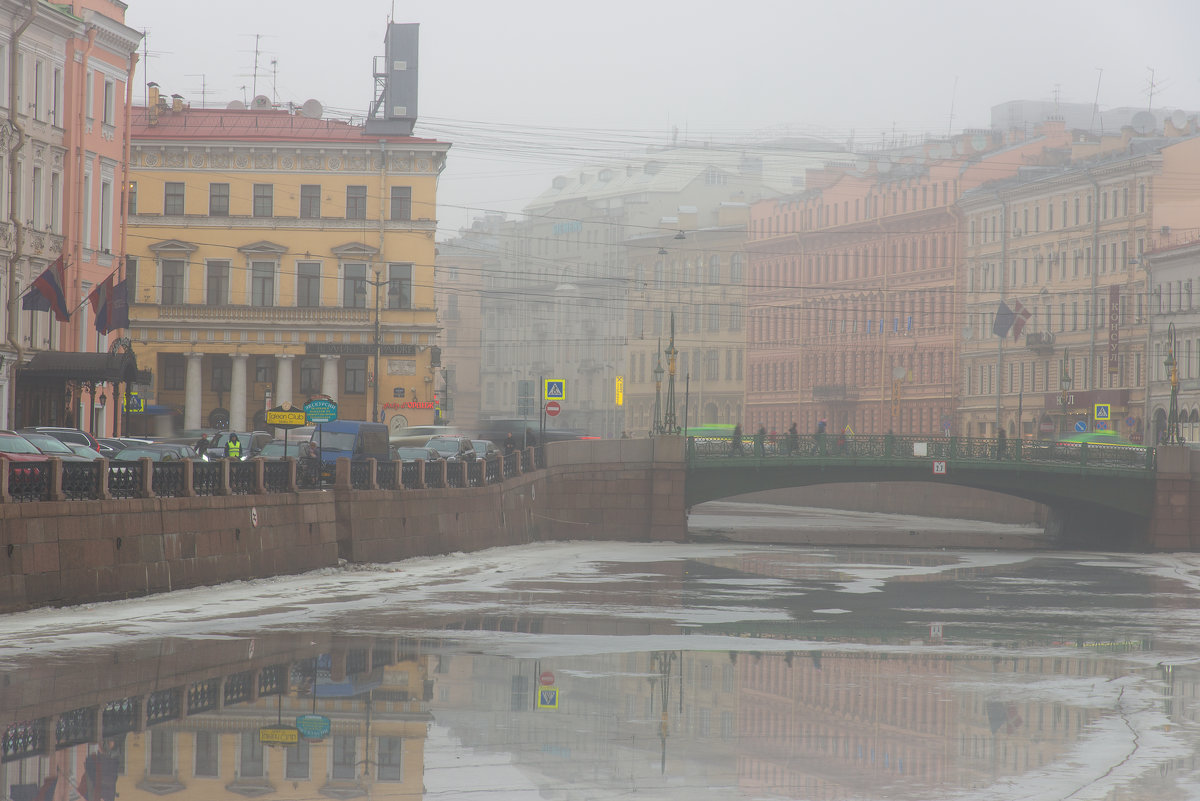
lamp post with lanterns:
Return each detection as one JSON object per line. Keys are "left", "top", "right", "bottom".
{"left": 355, "top": 269, "right": 398, "bottom": 423}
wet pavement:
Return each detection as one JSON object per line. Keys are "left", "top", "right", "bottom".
{"left": 4, "top": 503, "right": 1200, "bottom": 799}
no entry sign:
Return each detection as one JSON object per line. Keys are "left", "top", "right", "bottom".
{"left": 545, "top": 401, "right": 561, "bottom": 417}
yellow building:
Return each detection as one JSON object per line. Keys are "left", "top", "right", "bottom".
{"left": 125, "top": 83, "right": 448, "bottom": 433}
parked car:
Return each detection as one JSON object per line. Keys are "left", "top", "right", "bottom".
{"left": 65, "top": 444, "right": 105, "bottom": 460}
{"left": 208, "top": 431, "right": 273, "bottom": 459}
{"left": 112, "top": 444, "right": 196, "bottom": 462}
{"left": 256, "top": 439, "right": 315, "bottom": 460}
{"left": 472, "top": 439, "right": 502, "bottom": 460}
{"left": 0, "top": 430, "right": 50, "bottom": 462}
{"left": 20, "top": 431, "right": 94, "bottom": 462}
{"left": 425, "top": 435, "right": 477, "bottom": 462}
{"left": 392, "top": 445, "right": 442, "bottom": 462}
{"left": 390, "top": 425, "right": 465, "bottom": 448}
{"left": 20, "top": 426, "right": 101, "bottom": 451}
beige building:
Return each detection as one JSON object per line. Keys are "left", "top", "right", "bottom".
{"left": 959, "top": 123, "right": 1200, "bottom": 442}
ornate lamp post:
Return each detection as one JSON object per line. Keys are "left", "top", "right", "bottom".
{"left": 652, "top": 347, "right": 664, "bottom": 436}
{"left": 1166, "top": 322, "right": 1182, "bottom": 445}
{"left": 1058, "top": 348, "right": 1072, "bottom": 436}
{"left": 663, "top": 313, "right": 679, "bottom": 435}
{"left": 356, "top": 269, "right": 398, "bottom": 423}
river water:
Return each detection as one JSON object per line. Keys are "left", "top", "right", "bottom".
{"left": 3, "top": 502, "right": 1200, "bottom": 800}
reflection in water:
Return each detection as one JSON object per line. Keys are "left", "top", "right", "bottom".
{"left": 1, "top": 544, "right": 1197, "bottom": 799}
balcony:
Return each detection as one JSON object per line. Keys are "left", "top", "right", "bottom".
{"left": 151, "top": 303, "right": 370, "bottom": 326}
{"left": 813, "top": 384, "right": 857, "bottom": 401}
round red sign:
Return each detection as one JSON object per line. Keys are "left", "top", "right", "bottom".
{"left": 539, "top": 671, "right": 555, "bottom": 686}
{"left": 545, "top": 401, "right": 561, "bottom": 417}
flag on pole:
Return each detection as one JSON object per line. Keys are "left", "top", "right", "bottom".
{"left": 992, "top": 300, "right": 1015, "bottom": 338}
{"left": 1011, "top": 300, "right": 1032, "bottom": 341}
{"left": 22, "top": 255, "right": 70, "bottom": 322}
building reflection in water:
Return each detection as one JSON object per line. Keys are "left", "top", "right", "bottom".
{"left": 0, "top": 622, "right": 1182, "bottom": 799}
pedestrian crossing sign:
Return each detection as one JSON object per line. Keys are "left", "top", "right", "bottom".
{"left": 536, "top": 686, "right": 559, "bottom": 709}
{"left": 1094, "top": 403, "right": 1111, "bottom": 421}
{"left": 844, "top": 424, "right": 854, "bottom": 435}
{"left": 544, "top": 379, "right": 566, "bottom": 401}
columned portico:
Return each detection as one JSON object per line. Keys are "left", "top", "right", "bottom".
{"left": 276, "top": 355, "right": 295, "bottom": 407}
{"left": 184, "top": 352, "right": 203, "bottom": 430}
{"left": 230, "top": 354, "right": 249, "bottom": 431}
{"left": 321, "top": 355, "right": 340, "bottom": 403}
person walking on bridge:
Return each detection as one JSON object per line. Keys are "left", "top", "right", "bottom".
{"left": 224, "top": 432, "right": 242, "bottom": 460}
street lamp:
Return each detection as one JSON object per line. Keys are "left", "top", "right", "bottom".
{"left": 1165, "top": 322, "right": 1181, "bottom": 445}
{"left": 652, "top": 349, "right": 664, "bottom": 436}
{"left": 355, "top": 269, "right": 398, "bottom": 423}
{"left": 1058, "top": 348, "right": 1072, "bottom": 436}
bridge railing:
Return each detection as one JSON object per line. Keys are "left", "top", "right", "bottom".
{"left": 687, "top": 434, "right": 1156, "bottom": 472}
{"left": 0, "top": 445, "right": 547, "bottom": 504}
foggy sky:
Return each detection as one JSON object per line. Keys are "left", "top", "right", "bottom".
{"left": 126, "top": 0, "right": 1200, "bottom": 235}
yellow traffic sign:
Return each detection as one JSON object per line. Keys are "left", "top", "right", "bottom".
{"left": 1094, "top": 403, "right": 1111, "bottom": 421}
{"left": 536, "top": 686, "right": 559, "bottom": 709}
{"left": 544, "top": 379, "right": 565, "bottom": 401}
{"left": 615, "top": 375, "right": 624, "bottom": 406}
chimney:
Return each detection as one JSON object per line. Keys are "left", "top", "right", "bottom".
{"left": 171, "top": 94, "right": 184, "bottom": 113}
{"left": 147, "top": 82, "right": 160, "bottom": 125}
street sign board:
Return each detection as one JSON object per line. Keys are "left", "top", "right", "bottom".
{"left": 536, "top": 687, "right": 559, "bottom": 709}
{"left": 539, "top": 671, "right": 555, "bottom": 686}
{"left": 932, "top": 460, "right": 947, "bottom": 475}
{"left": 544, "top": 379, "right": 565, "bottom": 401}
{"left": 393, "top": 387, "right": 405, "bottom": 398}
{"left": 259, "top": 727, "right": 299, "bottom": 745}
{"left": 1074, "top": 420, "right": 1087, "bottom": 432}
{"left": 296, "top": 715, "right": 332, "bottom": 740}
{"left": 303, "top": 399, "right": 338, "bottom": 423}
{"left": 545, "top": 401, "right": 561, "bottom": 417}
{"left": 123, "top": 392, "right": 144, "bottom": 413}
{"left": 615, "top": 375, "right": 624, "bottom": 407}
{"left": 1094, "top": 403, "right": 1111, "bottom": 421}
{"left": 266, "top": 403, "right": 308, "bottom": 429}
{"left": 1040, "top": 421, "right": 1055, "bottom": 432}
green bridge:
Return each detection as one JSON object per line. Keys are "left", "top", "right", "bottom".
{"left": 685, "top": 434, "right": 1160, "bottom": 547}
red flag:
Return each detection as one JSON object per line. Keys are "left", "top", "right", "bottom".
{"left": 1011, "top": 300, "right": 1032, "bottom": 341}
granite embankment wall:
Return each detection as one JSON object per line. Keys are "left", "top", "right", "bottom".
{"left": 0, "top": 438, "right": 687, "bottom": 613}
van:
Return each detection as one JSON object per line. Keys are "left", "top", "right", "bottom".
{"left": 389, "top": 425, "right": 465, "bottom": 448}
{"left": 310, "top": 421, "right": 390, "bottom": 472}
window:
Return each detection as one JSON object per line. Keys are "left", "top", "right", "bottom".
{"left": 162, "top": 259, "right": 185, "bottom": 304}
{"left": 255, "top": 356, "right": 273, "bottom": 384}
{"left": 126, "top": 256, "right": 138, "bottom": 298}
{"left": 51, "top": 67, "right": 61, "bottom": 126}
{"left": 194, "top": 731, "right": 219, "bottom": 777}
{"left": 378, "top": 738, "right": 403, "bottom": 781}
{"left": 332, "top": 736, "right": 356, "bottom": 780}
{"left": 100, "top": 180, "right": 112, "bottom": 251}
{"left": 102, "top": 79, "right": 114, "bottom": 125}
{"left": 252, "top": 183, "right": 273, "bottom": 217}
{"left": 240, "top": 733, "right": 265, "bottom": 778}
{"left": 31, "top": 167, "right": 42, "bottom": 228}
{"left": 300, "top": 358, "right": 321, "bottom": 394}
{"left": 164, "top": 182, "right": 185, "bottom": 215}
{"left": 210, "top": 355, "right": 231, "bottom": 392}
{"left": 345, "top": 358, "right": 366, "bottom": 394}
{"left": 149, "top": 730, "right": 174, "bottom": 775}
{"left": 343, "top": 263, "right": 367, "bottom": 308}
{"left": 127, "top": 181, "right": 137, "bottom": 216}
{"left": 50, "top": 173, "right": 61, "bottom": 234}
{"left": 162, "top": 353, "right": 184, "bottom": 390}
{"left": 390, "top": 186, "right": 412, "bottom": 221}
{"left": 387, "top": 263, "right": 412, "bottom": 309}
{"left": 705, "top": 349, "right": 719, "bottom": 380}
{"left": 204, "top": 261, "right": 229, "bottom": 305}
{"left": 284, "top": 741, "right": 310, "bottom": 780}
{"left": 209, "top": 183, "right": 229, "bottom": 216}
{"left": 300, "top": 184, "right": 321, "bottom": 218}
{"left": 297, "top": 261, "right": 321, "bottom": 307}
{"left": 251, "top": 261, "right": 275, "bottom": 306}
{"left": 706, "top": 304, "right": 721, "bottom": 331}
{"left": 346, "top": 185, "right": 367, "bottom": 219}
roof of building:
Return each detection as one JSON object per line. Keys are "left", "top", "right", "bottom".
{"left": 130, "top": 106, "right": 447, "bottom": 147}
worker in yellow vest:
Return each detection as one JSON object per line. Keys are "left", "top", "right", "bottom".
{"left": 224, "top": 433, "right": 242, "bottom": 460}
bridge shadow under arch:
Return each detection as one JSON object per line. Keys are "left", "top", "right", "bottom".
{"left": 685, "top": 461, "right": 1156, "bottom": 550}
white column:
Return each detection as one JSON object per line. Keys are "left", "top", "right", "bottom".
{"left": 321, "top": 355, "right": 340, "bottom": 403}
{"left": 230, "top": 353, "right": 249, "bottom": 431}
{"left": 184, "top": 352, "right": 203, "bottom": 430}
{"left": 276, "top": 354, "right": 294, "bottom": 406}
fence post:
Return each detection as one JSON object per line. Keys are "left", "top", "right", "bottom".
{"left": 1079, "top": 442, "right": 1089, "bottom": 467}
{"left": 949, "top": 437, "right": 959, "bottom": 459}
{"left": 47, "top": 457, "right": 65, "bottom": 502}
{"left": 95, "top": 458, "right": 111, "bottom": 501}
{"left": 217, "top": 458, "right": 231, "bottom": 496}
{"left": 252, "top": 458, "right": 266, "bottom": 494}
{"left": 286, "top": 457, "right": 299, "bottom": 493}
{"left": 366, "top": 458, "right": 378, "bottom": 490}
{"left": 335, "top": 457, "right": 351, "bottom": 489}
{"left": 181, "top": 459, "right": 196, "bottom": 497}
{"left": 139, "top": 457, "right": 155, "bottom": 498}
{"left": 0, "top": 458, "right": 11, "bottom": 503}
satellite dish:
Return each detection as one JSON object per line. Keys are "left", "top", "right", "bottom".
{"left": 1170, "top": 109, "right": 1187, "bottom": 130}
{"left": 1131, "top": 111, "right": 1156, "bottom": 134}
{"left": 300, "top": 99, "right": 324, "bottom": 119}
{"left": 251, "top": 94, "right": 272, "bottom": 110}
{"left": 226, "top": 100, "right": 246, "bottom": 110}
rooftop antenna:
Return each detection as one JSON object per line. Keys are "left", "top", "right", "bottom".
{"left": 142, "top": 30, "right": 149, "bottom": 106}
{"left": 240, "top": 84, "right": 248, "bottom": 106}
{"left": 946, "top": 75, "right": 958, "bottom": 138}
{"left": 187, "top": 74, "right": 208, "bottom": 108}
{"left": 1090, "top": 68, "right": 1103, "bottom": 134}
{"left": 251, "top": 33, "right": 261, "bottom": 99}
{"left": 1147, "top": 67, "right": 1157, "bottom": 111}
{"left": 270, "top": 58, "right": 278, "bottom": 103}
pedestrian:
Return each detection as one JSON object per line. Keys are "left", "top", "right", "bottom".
{"left": 997, "top": 428, "right": 1007, "bottom": 459}
{"left": 816, "top": 419, "right": 828, "bottom": 455}
{"left": 195, "top": 433, "right": 210, "bottom": 459}
{"left": 504, "top": 432, "right": 516, "bottom": 455}
{"left": 621, "top": 430, "right": 630, "bottom": 439}
{"left": 754, "top": 425, "right": 766, "bottom": 457}
{"left": 787, "top": 422, "right": 799, "bottom": 455}
{"left": 731, "top": 424, "right": 743, "bottom": 456}
{"left": 525, "top": 429, "right": 538, "bottom": 448}
{"left": 224, "top": 432, "right": 242, "bottom": 460}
